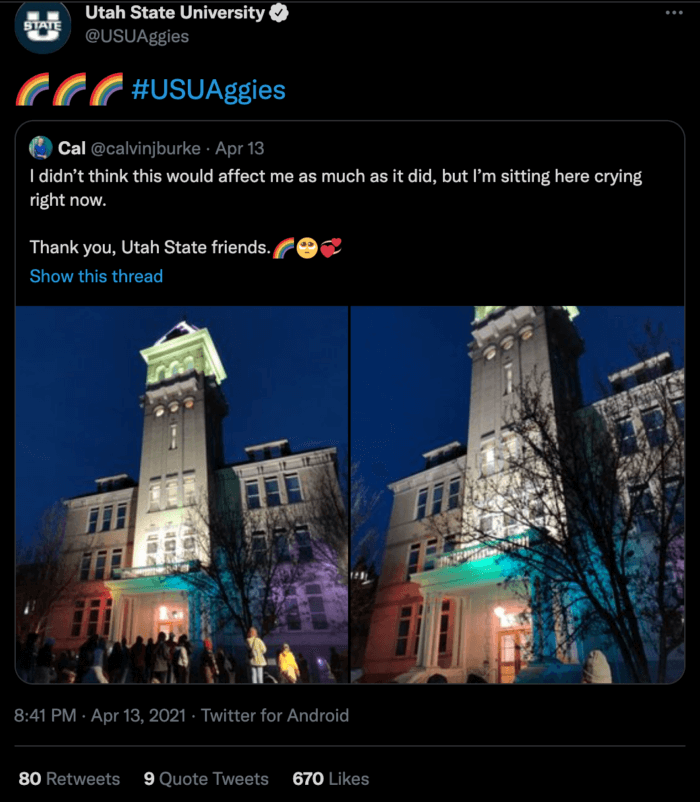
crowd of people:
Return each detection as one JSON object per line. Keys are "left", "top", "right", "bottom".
{"left": 16, "top": 630, "right": 347, "bottom": 684}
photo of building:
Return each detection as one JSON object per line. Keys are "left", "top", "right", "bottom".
{"left": 17, "top": 308, "right": 348, "bottom": 683}
{"left": 358, "top": 306, "right": 684, "bottom": 683}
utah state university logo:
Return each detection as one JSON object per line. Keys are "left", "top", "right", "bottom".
{"left": 15, "top": 3, "right": 72, "bottom": 54}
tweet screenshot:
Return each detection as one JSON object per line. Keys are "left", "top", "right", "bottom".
{"left": 14, "top": 0, "right": 687, "bottom": 778}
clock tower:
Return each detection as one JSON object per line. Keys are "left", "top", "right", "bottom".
{"left": 132, "top": 321, "right": 228, "bottom": 569}
{"left": 466, "top": 306, "right": 584, "bottom": 484}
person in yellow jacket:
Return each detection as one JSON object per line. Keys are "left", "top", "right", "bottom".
{"left": 277, "top": 643, "right": 300, "bottom": 684}
{"left": 246, "top": 627, "right": 267, "bottom": 684}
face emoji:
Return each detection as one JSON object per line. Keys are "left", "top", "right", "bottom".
{"left": 297, "top": 238, "right": 317, "bottom": 259}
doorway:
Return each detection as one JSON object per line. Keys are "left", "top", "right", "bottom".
{"left": 498, "top": 628, "right": 529, "bottom": 684}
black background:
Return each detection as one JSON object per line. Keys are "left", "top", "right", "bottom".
{"left": 11, "top": 0, "right": 688, "bottom": 772}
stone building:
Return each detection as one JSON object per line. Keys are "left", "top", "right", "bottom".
{"left": 44, "top": 321, "right": 347, "bottom": 680}
{"left": 362, "top": 307, "right": 683, "bottom": 683}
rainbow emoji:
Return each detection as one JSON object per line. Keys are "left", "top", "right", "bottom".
{"left": 272, "top": 238, "right": 295, "bottom": 259}
{"left": 90, "top": 72, "right": 123, "bottom": 106}
{"left": 16, "top": 73, "right": 49, "bottom": 106}
{"left": 53, "top": 73, "right": 86, "bottom": 106}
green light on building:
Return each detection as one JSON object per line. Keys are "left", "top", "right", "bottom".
{"left": 474, "top": 306, "right": 579, "bottom": 322}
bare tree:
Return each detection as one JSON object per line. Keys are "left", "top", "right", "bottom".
{"left": 350, "top": 461, "right": 383, "bottom": 566}
{"left": 16, "top": 502, "right": 78, "bottom": 639}
{"left": 300, "top": 453, "right": 349, "bottom": 585}
{"left": 425, "top": 358, "right": 684, "bottom": 683}
{"left": 168, "top": 473, "right": 348, "bottom": 643}
{"left": 348, "top": 462, "right": 383, "bottom": 672}
{"left": 168, "top": 495, "right": 306, "bottom": 641}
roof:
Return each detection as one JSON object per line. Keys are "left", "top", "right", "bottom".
{"left": 154, "top": 321, "right": 200, "bottom": 345}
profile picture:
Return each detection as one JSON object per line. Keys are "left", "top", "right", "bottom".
{"left": 29, "top": 135, "right": 53, "bottom": 160}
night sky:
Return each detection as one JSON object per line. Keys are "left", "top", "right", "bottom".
{"left": 15, "top": 306, "right": 348, "bottom": 549}
{"left": 350, "top": 306, "right": 684, "bottom": 568}
{"left": 14, "top": 305, "right": 684, "bottom": 570}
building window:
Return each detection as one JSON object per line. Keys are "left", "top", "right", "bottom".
{"left": 414, "top": 605, "right": 423, "bottom": 656}
{"left": 443, "top": 534, "right": 456, "bottom": 553}
{"left": 672, "top": 399, "right": 685, "bottom": 436}
{"left": 110, "top": 549, "right": 122, "bottom": 579}
{"left": 663, "top": 478, "right": 684, "bottom": 530}
{"left": 80, "top": 553, "right": 91, "bottom": 581}
{"left": 101, "top": 506, "right": 112, "bottom": 532}
{"left": 103, "top": 599, "right": 112, "bottom": 637}
{"left": 424, "top": 538, "right": 437, "bottom": 571}
{"left": 407, "top": 543, "right": 420, "bottom": 580}
{"left": 285, "top": 474, "right": 302, "bottom": 503}
{"left": 502, "top": 432, "right": 518, "bottom": 467}
{"left": 306, "top": 585, "right": 329, "bottom": 630}
{"left": 504, "top": 363, "right": 513, "bottom": 395}
{"left": 395, "top": 606, "right": 412, "bottom": 656}
{"left": 166, "top": 479, "right": 178, "bottom": 509}
{"left": 275, "top": 529, "right": 290, "bottom": 562}
{"left": 183, "top": 474, "right": 195, "bottom": 506}
{"left": 246, "top": 480, "right": 261, "bottom": 509}
{"left": 480, "top": 512, "right": 499, "bottom": 535}
{"left": 147, "top": 535, "right": 159, "bottom": 566}
{"left": 416, "top": 488, "right": 428, "bottom": 520}
{"left": 505, "top": 513, "right": 520, "bottom": 537}
{"left": 252, "top": 531, "right": 267, "bottom": 563}
{"left": 642, "top": 408, "right": 667, "bottom": 448}
{"left": 530, "top": 495, "right": 545, "bottom": 524}
{"left": 439, "top": 601, "right": 450, "bottom": 653}
{"left": 285, "top": 598, "right": 302, "bottom": 631}
{"left": 94, "top": 550, "right": 107, "bottom": 580}
{"left": 616, "top": 418, "right": 638, "bottom": 455}
{"left": 480, "top": 440, "right": 496, "bottom": 477}
{"left": 265, "top": 477, "right": 281, "bottom": 507}
{"left": 115, "top": 503, "right": 127, "bottom": 529}
{"left": 170, "top": 423, "right": 177, "bottom": 450}
{"left": 87, "top": 599, "right": 101, "bottom": 636}
{"left": 87, "top": 508, "right": 98, "bottom": 534}
{"left": 71, "top": 601, "right": 85, "bottom": 637}
{"left": 448, "top": 478, "right": 460, "bottom": 510}
{"left": 295, "top": 526, "right": 313, "bottom": 562}
{"left": 630, "top": 484, "right": 656, "bottom": 533}
{"left": 431, "top": 483, "right": 443, "bottom": 516}
{"left": 149, "top": 482, "right": 161, "bottom": 512}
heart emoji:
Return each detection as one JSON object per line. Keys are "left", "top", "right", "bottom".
{"left": 331, "top": 238, "right": 342, "bottom": 248}
{"left": 321, "top": 244, "right": 336, "bottom": 258}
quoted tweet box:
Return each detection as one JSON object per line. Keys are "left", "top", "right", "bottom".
{"left": 16, "top": 119, "right": 683, "bottom": 303}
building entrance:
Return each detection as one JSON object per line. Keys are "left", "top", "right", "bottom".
{"left": 113, "top": 591, "right": 189, "bottom": 645}
{"left": 497, "top": 628, "right": 529, "bottom": 683}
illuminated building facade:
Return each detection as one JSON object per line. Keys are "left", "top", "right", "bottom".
{"left": 362, "top": 307, "right": 684, "bottom": 683}
{"left": 46, "top": 322, "right": 347, "bottom": 679}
